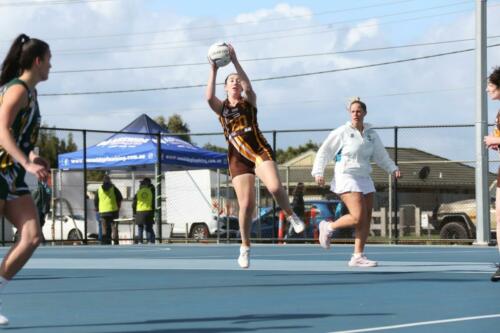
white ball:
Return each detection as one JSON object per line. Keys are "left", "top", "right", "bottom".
{"left": 207, "top": 42, "right": 231, "bottom": 67}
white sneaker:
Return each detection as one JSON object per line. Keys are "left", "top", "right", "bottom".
{"left": 0, "top": 303, "right": 8, "bottom": 326}
{"left": 318, "top": 220, "right": 333, "bottom": 250}
{"left": 348, "top": 254, "right": 378, "bottom": 267}
{"left": 287, "top": 213, "right": 305, "bottom": 234}
{"left": 0, "top": 312, "right": 7, "bottom": 325}
{"left": 238, "top": 246, "right": 250, "bottom": 269}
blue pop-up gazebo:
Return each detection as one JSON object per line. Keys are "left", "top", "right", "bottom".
{"left": 57, "top": 114, "right": 227, "bottom": 242}
{"left": 58, "top": 114, "right": 227, "bottom": 170}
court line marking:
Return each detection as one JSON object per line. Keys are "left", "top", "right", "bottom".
{"left": 24, "top": 258, "right": 494, "bottom": 272}
{"left": 328, "top": 313, "right": 500, "bottom": 333}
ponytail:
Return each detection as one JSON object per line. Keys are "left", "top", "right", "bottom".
{"left": 0, "top": 34, "right": 49, "bottom": 86}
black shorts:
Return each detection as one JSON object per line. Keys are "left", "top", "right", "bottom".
{"left": 0, "top": 164, "right": 30, "bottom": 201}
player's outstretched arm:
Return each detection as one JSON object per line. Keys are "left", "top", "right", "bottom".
{"left": 206, "top": 61, "right": 223, "bottom": 114}
{"left": 228, "top": 44, "right": 256, "bottom": 107}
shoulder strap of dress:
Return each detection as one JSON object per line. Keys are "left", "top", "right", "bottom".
{"left": 11, "top": 78, "right": 33, "bottom": 104}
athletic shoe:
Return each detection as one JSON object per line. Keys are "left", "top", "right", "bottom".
{"left": 0, "top": 313, "right": 7, "bottom": 326}
{"left": 287, "top": 213, "right": 305, "bottom": 234}
{"left": 348, "top": 254, "right": 378, "bottom": 267}
{"left": 318, "top": 220, "right": 333, "bottom": 250}
{"left": 491, "top": 264, "right": 500, "bottom": 282}
{"left": 0, "top": 302, "right": 8, "bottom": 326}
{"left": 238, "top": 246, "right": 250, "bottom": 269}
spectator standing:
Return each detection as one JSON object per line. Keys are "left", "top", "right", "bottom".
{"left": 94, "top": 175, "right": 122, "bottom": 245}
{"left": 132, "top": 177, "right": 155, "bottom": 244}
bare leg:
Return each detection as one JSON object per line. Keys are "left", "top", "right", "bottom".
{"left": 255, "top": 161, "right": 294, "bottom": 216}
{"left": 232, "top": 173, "right": 256, "bottom": 248}
{"left": 329, "top": 192, "right": 364, "bottom": 230}
{"left": 354, "top": 192, "right": 373, "bottom": 254}
{"left": 0, "top": 195, "right": 42, "bottom": 280}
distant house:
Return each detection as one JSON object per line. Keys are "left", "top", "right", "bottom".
{"left": 275, "top": 148, "right": 496, "bottom": 211}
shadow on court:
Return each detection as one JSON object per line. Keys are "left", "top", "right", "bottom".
{"left": 3, "top": 313, "right": 389, "bottom": 330}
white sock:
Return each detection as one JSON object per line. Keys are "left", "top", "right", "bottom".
{"left": 240, "top": 246, "right": 250, "bottom": 253}
{"left": 327, "top": 224, "right": 335, "bottom": 232}
{"left": 353, "top": 253, "right": 363, "bottom": 259}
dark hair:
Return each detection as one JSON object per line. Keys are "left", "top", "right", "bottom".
{"left": 489, "top": 66, "right": 500, "bottom": 87}
{"left": 292, "top": 182, "right": 304, "bottom": 197}
{"left": 102, "top": 175, "right": 111, "bottom": 184}
{"left": 0, "top": 34, "right": 50, "bottom": 86}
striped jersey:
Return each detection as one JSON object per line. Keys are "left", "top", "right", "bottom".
{"left": 218, "top": 99, "right": 263, "bottom": 141}
{"left": 0, "top": 78, "right": 41, "bottom": 169}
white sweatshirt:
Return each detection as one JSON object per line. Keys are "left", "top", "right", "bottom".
{"left": 311, "top": 121, "right": 398, "bottom": 179}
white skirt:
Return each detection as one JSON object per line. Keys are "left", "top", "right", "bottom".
{"left": 331, "top": 173, "right": 375, "bottom": 195}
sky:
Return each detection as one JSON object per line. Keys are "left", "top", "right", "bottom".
{"left": 0, "top": 0, "right": 499, "bottom": 162}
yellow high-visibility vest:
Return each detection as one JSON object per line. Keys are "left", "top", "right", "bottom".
{"left": 98, "top": 186, "right": 118, "bottom": 213}
{"left": 136, "top": 187, "right": 153, "bottom": 212}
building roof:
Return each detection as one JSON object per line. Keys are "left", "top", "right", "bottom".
{"left": 278, "top": 147, "right": 496, "bottom": 190}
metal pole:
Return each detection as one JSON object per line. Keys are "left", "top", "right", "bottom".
{"left": 83, "top": 129, "right": 88, "bottom": 244}
{"left": 394, "top": 127, "right": 399, "bottom": 244}
{"left": 256, "top": 177, "right": 261, "bottom": 239}
{"left": 271, "top": 130, "right": 277, "bottom": 243}
{"left": 388, "top": 174, "right": 392, "bottom": 241}
{"left": 217, "top": 169, "right": 221, "bottom": 244}
{"left": 475, "top": 0, "right": 490, "bottom": 245}
{"left": 226, "top": 174, "right": 230, "bottom": 243}
{"left": 155, "top": 132, "right": 163, "bottom": 243}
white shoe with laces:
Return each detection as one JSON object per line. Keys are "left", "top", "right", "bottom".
{"left": 348, "top": 254, "right": 378, "bottom": 267}
{"left": 318, "top": 220, "right": 333, "bottom": 250}
{"left": 238, "top": 246, "right": 250, "bottom": 269}
{"left": 287, "top": 213, "right": 305, "bottom": 234}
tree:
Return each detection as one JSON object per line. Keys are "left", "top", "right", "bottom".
{"left": 275, "top": 140, "right": 319, "bottom": 164}
{"left": 37, "top": 126, "right": 78, "bottom": 169}
{"left": 202, "top": 143, "right": 227, "bottom": 154}
{"left": 155, "top": 114, "right": 191, "bottom": 143}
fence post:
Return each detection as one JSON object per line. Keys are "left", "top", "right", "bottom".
{"left": 380, "top": 207, "right": 386, "bottom": 237}
{"left": 393, "top": 126, "right": 399, "bottom": 244}
{"left": 271, "top": 130, "right": 277, "bottom": 243}
{"left": 155, "top": 132, "right": 162, "bottom": 243}
{"left": 398, "top": 207, "right": 404, "bottom": 237}
{"left": 82, "top": 129, "right": 88, "bottom": 244}
{"left": 415, "top": 206, "right": 421, "bottom": 237}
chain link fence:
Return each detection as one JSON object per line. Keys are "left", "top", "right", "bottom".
{"left": 1, "top": 123, "right": 496, "bottom": 245}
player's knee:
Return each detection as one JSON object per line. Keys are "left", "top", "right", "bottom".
{"left": 267, "top": 184, "right": 281, "bottom": 197}
{"left": 350, "top": 215, "right": 362, "bottom": 226}
{"left": 240, "top": 203, "right": 255, "bottom": 218}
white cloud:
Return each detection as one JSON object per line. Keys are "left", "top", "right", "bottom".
{"left": 235, "top": 3, "right": 312, "bottom": 24}
{"left": 344, "top": 18, "right": 380, "bottom": 49}
{"left": 1, "top": 1, "right": 499, "bottom": 162}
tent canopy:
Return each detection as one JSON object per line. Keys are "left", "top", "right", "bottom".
{"left": 58, "top": 114, "right": 227, "bottom": 171}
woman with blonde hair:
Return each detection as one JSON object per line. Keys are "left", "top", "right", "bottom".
{"left": 312, "top": 98, "right": 401, "bottom": 267}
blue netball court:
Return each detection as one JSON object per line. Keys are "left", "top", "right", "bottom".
{"left": 0, "top": 244, "right": 498, "bottom": 333}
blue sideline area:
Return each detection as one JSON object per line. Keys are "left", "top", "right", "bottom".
{"left": 0, "top": 244, "right": 498, "bottom": 333}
